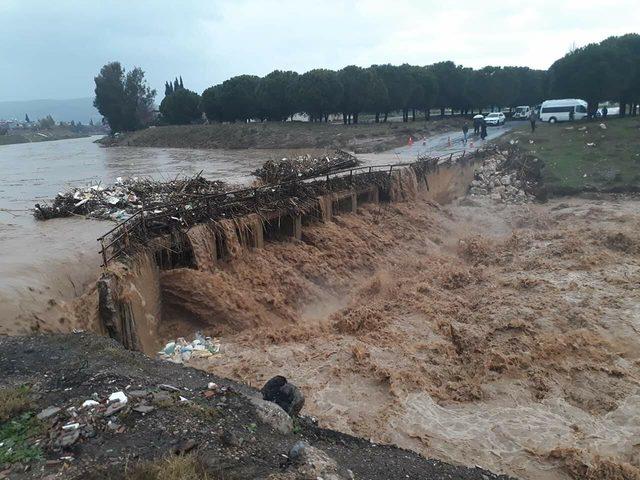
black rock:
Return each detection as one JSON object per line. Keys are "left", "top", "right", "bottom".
{"left": 260, "top": 376, "right": 305, "bottom": 417}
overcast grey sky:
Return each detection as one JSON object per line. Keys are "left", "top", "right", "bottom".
{"left": 1, "top": 0, "right": 638, "bottom": 102}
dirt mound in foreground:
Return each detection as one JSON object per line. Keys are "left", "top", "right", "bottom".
{"left": 0, "top": 333, "right": 512, "bottom": 480}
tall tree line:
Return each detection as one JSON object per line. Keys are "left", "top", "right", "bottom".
{"left": 95, "top": 34, "right": 639, "bottom": 132}
{"left": 199, "top": 63, "right": 547, "bottom": 124}
{"left": 549, "top": 33, "right": 640, "bottom": 116}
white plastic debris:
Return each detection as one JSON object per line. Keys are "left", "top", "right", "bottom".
{"left": 208, "top": 382, "right": 218, "bottom": 390}
{"left": 108, "top": 391, "right": 128, "bottom": 404}
{"left": 157, "top": 332, "right": 221, "bottom": 364}
{"left": 62, "top": 422, "right": 80, "bottom": 430}
{"left": 81, "top": 400, "right": 99, "bottom": 409}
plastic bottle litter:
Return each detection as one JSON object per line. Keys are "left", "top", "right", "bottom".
{"left": 157, "top": 332, "right": 221, "bottom": 364}
{"left": 108, "top": 391, "right": 128, "bottom": 404}
{"left": 81, "top": 400, "right": 100, "bottom": 409}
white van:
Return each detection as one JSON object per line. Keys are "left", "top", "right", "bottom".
{"left": 539, "top": 99, "right": 588, "bottom": 123}
{"left": 513, "top": 106, "right": 531, "bottom": 119}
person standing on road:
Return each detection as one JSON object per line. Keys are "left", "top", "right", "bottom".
{"left": 462, "top": 123, "right": 469, "bottom": 144}
{"left": 480, "top": 119, "right": 488, "bottom": 140}
{"left": 529, "top": 111, "right": 537, "bottom": 132}
{"left": 602, "top": 106, "right": 608, "bottom": 118}
{"left": 473, "top": 116, "right": 481, "bottom": 135}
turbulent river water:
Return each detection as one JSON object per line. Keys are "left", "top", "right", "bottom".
{"left": 0, "top": 136, "right": 306, "bottom": 333}
{"left": 4, "top": 127, "right": 638, "bottom": 480}
{"left": 0, "top": 127, "right": 511, "bottom": 333}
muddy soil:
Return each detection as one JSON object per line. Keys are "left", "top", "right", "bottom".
{"left": 0, "top": 333, "right": 512, "bottom": 480}
{"left": 163, "top": 193, "right": 640, "bottom": 480}
{"left": 101, "top": 118, "right": 467, "bottom": 153}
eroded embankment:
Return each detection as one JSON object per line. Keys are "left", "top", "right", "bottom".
{"left": 165, "top": 194, "right": 640, "bottom": 480}
{"left": 84, "top": 155, "right": 640, "bottom": 479}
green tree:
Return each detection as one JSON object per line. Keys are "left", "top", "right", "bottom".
{"left": 371, "top": 64, "right": 407, "bottom": 121}
{"left": 160, "top": 88, "right": 202, "bottom": 124}
{"left": 365, "top": 68, "right": 390, "bottom": 123}
{"left": 218, "top": 75, "right": 261, "bottom": 122}
{"left": 298, "top": 69, "right": 342, "bottom": 122}
{"left": 338, "top": 65, "right": 372, "bottom": 124}
{"left": 94, "top": 62, "right": 156, "bottom": 133}
{"left": 256, "top": 70, "right": 300, "bottom": 121}
{"left": 406, "top": 66, "right": 438, "bottom": 121}
{"left": 430, "top": 61, "right": 468, "bottom": 116}
{"left": 549, "top": 42, "right": 622, "bottom": 116}
{"left": 37, "top": 115, "right": 55, "bottom": 129}
{"left": 201, "top": 84, "right": 223, "bottom": 122}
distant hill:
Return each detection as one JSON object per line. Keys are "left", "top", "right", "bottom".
{"left": 0, "top": 97, "right": 101, "bottom": 124}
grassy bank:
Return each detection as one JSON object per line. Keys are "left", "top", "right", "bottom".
{"left": 100, "top": 117, "right": 466, "bottom": 153}
{"left": 505, "top": 117, "right": 640, "bottom": 195}
{"left": 0, "top": 128, "right": 90, "bottom": 146}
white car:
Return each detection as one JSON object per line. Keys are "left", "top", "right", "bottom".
{"left": 513, "top": 106, "right": 531, "bottom": 119}
{"left": 484, "top": 112, "right": 506, "bottom": 126}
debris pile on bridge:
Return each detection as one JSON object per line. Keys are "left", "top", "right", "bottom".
{"left": 33, "top": 174, "right": 228, "bottom": 221}
{"left": 253, "top": 149, "right": 359, "bottom": 184}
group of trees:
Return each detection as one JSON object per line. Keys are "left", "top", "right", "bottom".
{"left": 549, "top": 33, "right": 640, "bottom": 116}
{"left": 200, "top": 63, "right": 545, "bottom": 125}
{"left": 94, "top": 62, "right": 156, "bottom": 133}
{"left": 159, "top": 77, "right": 202, "bottom": 125}
{"left": 94, "top": 33, "right": 639, "bottom": 133}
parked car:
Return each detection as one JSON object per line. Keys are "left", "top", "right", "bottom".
{"left": 484, "top": 112, "right": 506, "bottom": 126}
{"left": 596, "top": 106, "right": 620, "bottom": 117}
{"left": 539, "top": 99, "right": 588, "bottom": 123}
{"left": 513, "top": 106, "right": 531, "bottom": 119}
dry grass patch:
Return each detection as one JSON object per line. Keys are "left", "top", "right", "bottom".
{"left": 127, "top": 454, "right": 213, "bottom": 480}
{"left": 0, "top": 386, "right": 32, "bottom": 423}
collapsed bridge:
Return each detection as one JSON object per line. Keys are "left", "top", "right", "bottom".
{"left": 96, "top": 148, "right": 490, "bottom": 353}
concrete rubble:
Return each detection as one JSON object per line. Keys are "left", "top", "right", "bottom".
{"left": 468, "top": 154, "right": 536, "bottom": 204}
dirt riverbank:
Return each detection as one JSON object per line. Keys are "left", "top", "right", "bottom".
{"left": 99, "top": 119, "right": 467, "bottom": 153}
{"left": 158, "top": 192, "right": 640, "bottom": 480}
{"left": 0, "top": 333, "right": 513, "bottom": 480}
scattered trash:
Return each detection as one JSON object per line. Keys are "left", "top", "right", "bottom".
{"left": 599, "top": 123, "right": 607, "bottom": 129}
{"left": 37, "top": 406, "right": 61, "bottom": 420}
{"left": 108, "top": 391, "right": 128, "bottom": 404}
{"left": 253, "top": 150, "right": 359, "bottom": 184}
{"left": 62, "top": 422, "right": 80, "bottom": 431}
{"left": 81, "top": 400, "right": 100, "bottom": 409}
{"left": 159, "top": 384, "right": 181, "bottom": 392}
{"left": 132, "top": 405, "right": 155, "bottom": 415}
{"left": 586, "top": 142, "right": 596, "bottom": 147}
{"left": 157, "top": 332, "right": 221, "bottom": 364}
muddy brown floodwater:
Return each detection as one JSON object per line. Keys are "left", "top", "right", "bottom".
{"left": 0, "top": 136, "right": 339, "bottom": 334}
{"left": 165, "top": 193, "right": 640, "bottom": 480}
